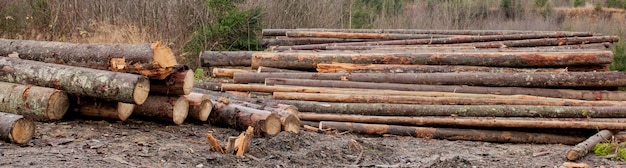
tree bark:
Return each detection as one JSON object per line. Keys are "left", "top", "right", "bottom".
{"left": 0, "top": 82, "right": 69, "bottom": 121}
{"left": 567, "top": 130, "right": 614, "bottom": 161}
{"left": 316, "top": 63, "right": 567, "bottom": 73}
{"left": 262, "top": 38, "right": 378, "bottom": 47}
{"left": 234, "top": 72, "right": 626, "bottom": 88}
{"left": 257, "top": 66, "right": 306, "bottom": 73}
{"left": 150, "top": 68, "right": 194, "bottom": 96}
{"left": 273, "top": 92, "right": 625, "bottom": 106}
{"left": 250, "top": 51, "right": 613, "bottom": 70}
{"left": 0, "top": 39, "right": 178, "bottom": 80}
{"left": 0, "top": 57, "right": 150, "bottom": 104}
{"left": 299, "top": 113, "right": 626, "bottom": 130}
{"left": 133, "top": 95, "right": 189, "bottom": 125}
{"left": 466, "top": 36, "right": 620, "bottom": 48}
{"left": 194, "top": 81, "right": 223, "bottom": 91}
{"left": 264, "top": 78, "right": 626, "bottom": 101}
{"left": 212, "top": 68, "right": 252, "bottom": 77}
{"left": 285, "top": 31, "right": 454, "bottom": 40}
{"left": 262, "top": 29, "right": 593, "bottom": 36}
{"left": 72, "top": 97, "right": 135, "bottom": 121}
{"left": 322, "top": 43, "right": 610, "bottom": 51}
{"left": 0, "top": 112, "right": 35, "bottom": 144}
{"left": 185, "top": 92, "right": 213, "bottom": 122}
{"left": 209, "top": 101, "right": 282, "bottom": 136}
{"left": 199, "top": 51, "right": 254, "bottom": 67}
{"left": 319, "top": 121, "right": 585, "bottom": 144}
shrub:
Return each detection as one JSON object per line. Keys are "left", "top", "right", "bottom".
{"left": 610, "top": 40, "right": 626, "bottom": 71}
{"left": 573, "top": 0, "right": 584, "bottom": 7}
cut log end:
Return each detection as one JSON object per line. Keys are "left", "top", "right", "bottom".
{"left": 195, "top": 99, "right": 213, "bottom": 121}
{"left": 186, "top": 93, "right": 212, "bottom": 121}
{"left": 47, "top": 91, "right": 70, "bottom": 120}
{"left": 282, "top": 115, "right": 301, "bottom": 133}
{"left": 151, "top": 42, "right": 178, "bottom": 68}
{"left": 133, "top": 77, "right": 151, "bottom": 105}
{"left": 182, "top": 70, "right": 195, "bottom": 95}
{"left": 172, "top": 96, "right": 190, "bottom": 125}
{"left": 11, "top": 118, "right": 35, "bottom": 144}
{"left": 117, "top": 103, "right": 136, "bottom": 121}
{"left": 263, "top": 113, "right": 282, "bottom": 136}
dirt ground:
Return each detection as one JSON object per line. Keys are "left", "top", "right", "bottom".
{"left": 0, "top": 118, "right": 622, "bottom": 168}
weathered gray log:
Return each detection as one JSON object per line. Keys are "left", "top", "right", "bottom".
{"left": 567, "top": 130, "right": 614, "bottom": 161}
{"left": 285, "top": 31, "right": 454, "bottom": 40}
{"left": 0, "top": 39, "right": 178, "bottom": 80}
{"left": 133, "top": 95, "right": 189, "bottom": 125}
{"left": 0, "top": 57, "right": 150, "bottom": 104}
{"left": 72, "top": 97, "right": 135, "bottom": 121}
{"left": 0, "top": 112, "right": 35, "bottom": 144}
{"left": 0, "top": 82, "right": 69, "bottom": 121}
{"left": 194, "top": 81, "right": 223, "bottom": 91}
{"left": 262, "top": 29, "right": 593, "bottom": 36}
{"left": 199, "top": 51, "right": 254, "bottom": 67}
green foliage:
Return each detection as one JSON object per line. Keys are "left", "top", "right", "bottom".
{"left": 532, "top": 0, "right": 552, "bottom": 19}
{"left": 607, "top": 0, "right": 626, "bottom": 9}
{"left": 594, "top": 141, "right": 626, "bottom": 161}
{"left": 573, "top": 0, "right": 585, "bottom": 7}
{"left": 501, "top": 0, "right": 523, "bottom": 20}
{"left": 610, "top": 40, "right": 626, "bottom": 71}
{"left": 194, "top": 68, "right": 206, "bottom": 81}
{"left": 347, "top": 0, "right": 406, "bottom": 29}
{"left": 595, "top": 2, "right": 603, "bottom": 11}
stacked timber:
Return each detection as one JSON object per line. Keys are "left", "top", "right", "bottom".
{"left": 198, "top": 28, "right": 625, "bottom": 159}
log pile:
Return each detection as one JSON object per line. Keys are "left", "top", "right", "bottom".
{"left": 199, "top": 28, "right": 626, "bottom": 159}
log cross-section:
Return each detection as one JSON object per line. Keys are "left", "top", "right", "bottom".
{"left": 0, "top": 112, "right": 35, "bottom": 144}
{"left": 0, "top": 82, "right": 69, "bottom": 121}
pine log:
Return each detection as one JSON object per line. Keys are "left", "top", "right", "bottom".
{"left": 273, "top": 92, "right": 624, "bottom": 106}
{"left": 264, "top": 78, "right": 626, "bottom": 101}
{"left": 567, "top": 130, "right": 614, "bottom": 161}
{"left": 212, "top": 68, "right": 253, "bottom": 77}
{"left": 234, "top": 72, "right": 626, "bottom": 88}
{"left": 323, "top": 43, "right": 610, "bottom": 50}
{"left": 465, "top": 36, "right": 620, "bottom": 48}
{"left": 257, "top": 66, "right": 306, "bottom": 73}
{"left": 185, "top": 92, "right": 213, "bottom": 121}
{"left": 199, "top": 51, "right": 254, "bottom": 67}
{"left": 133, "top": 95, "right": 189, "bottom": 125}
{"left": 299, "top": 113, "right": 626, "bottom": 130}
{"left": 0, "top": 112, "right": 35, "bottom": 144}
{"left": 194, "top": 81, "right": 223, "bottom": 91}
{"left": 0, "top": 57, "right": 150, "bottom": 104}
{"left": 261, "top": 38, "right": 377, "bottom": 47}
{"left": 266, "top": 100, "right": 626, "bottom": 118}
{"left": 209, "top": 102, "right": 282, "bottom": 136}
{"left": 250, "top": 51, "right": 613, "bottom": 70}
{"left": 273, "top": 34, "right": 606, "bottom": 50}
{"left": 319, "top": 121, "right": 585, "bottom": 144}
{"left": 0, "top": 39, "right": 177, "bottom": 80}
{"left": 285, "top": 31, "right": 454, "bottom": 40}
{"left": 72, "top": 97, "right": 135, "bottom": 121}
{"left": 0, "top": 82, "right": 69, "bottom": 121}
{"left": 262, "top": 29, "right": 593, "bottom": 36}
{"left": 238, "top": 102, "right": 300, "bottom": 133}
{"left": 150, "top": 68, "right": 194, "bottom": 95}
{"left": 316, "top": 63, "right": 567, "bottom": 73}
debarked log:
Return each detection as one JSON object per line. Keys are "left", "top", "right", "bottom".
{"left": 0, "top": 39, "right": 177, "bottom": 79}
{"left": 319, "top": 121, "right": 585, "bottom": 144}
{"left": 0, "top": 82, "right": 69, "bottom": 121}
{"left": 0, "top": 57, "right": 150, "bottom": 104}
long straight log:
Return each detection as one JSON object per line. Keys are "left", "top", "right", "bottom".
{"left": 316, "top": 63, "right": 567, "bottom": 73}
{"left": 299, "top": 113, "right": 626, "bottom": 130}
{"left": 466, "top": 36, "right": 620, "bottom": 48}
{"left": 0, "top": 39, "right": 177, "bottom": 79}
{"left": 209, "top": 101, "right": 282, "bottom": 136}
{"left": 72, "top": 97, "right": 135, "bottom": 121}
{"left": 0, "top": 82, "right": 69, "bottom": 121}
{"left": 262, "top": 29, "right": 593, "bottom": 36}
{"left": 212, "top": 68, "right": 252, "bottom": 77}
{"left": 273, "top": 92, "right": 625, "bottom": 106}
{"left": 133, "top": 95, "right": 189, "bottom": 125}
{"left": 257, "top": 66, "right": 306, "bottom": 73}
{"left": 250, "top": 51, "right": 613, "bottom": 70}
{"left": 199, "top": 51, "right": 254, "bottom": 67}
{"left": 0, "top": 57, "right": 150, "bottom": 104}
{"left": 0, "top": 112, "right": 35, "bottom": 144}
{"left": 150, "top": 68, "right": 194, "bottom": 95}
{"left": 185, "top": 92, "right": 213, "bottom": 121}
{"left": 323, "top": 43, "right": 610, "bottom": 50}
{"left": 234, "top": 72, "right": 626, "bottom": 88}
{"left": 194, "top": 81, "right": 223, "bottom": 91}
{"left": 567, "top": 130, "right": 614, "bottom": 161}
{"left": 262, "top": 38, "right": 378, "bottom": 47}
{"left": 264, "top": 78, "right": 626, "bottom": 101}
{"left": 319, "top": 121, "right": 585, "bottom": 144}
{"left": 285, "top": 31, "right": 454, "bottom": 40}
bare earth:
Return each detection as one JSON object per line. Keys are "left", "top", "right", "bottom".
{"left": 0, "top": 119, "right": 623, "bottom": 168}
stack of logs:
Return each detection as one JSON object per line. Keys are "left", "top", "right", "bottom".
{"left": 197, "top": 28, "right": 625, "bottom": 161}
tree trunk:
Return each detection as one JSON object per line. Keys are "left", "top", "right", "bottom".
{"left": 212, "top": 68, "right": 252, "bottom": 77}
{"left": 0, "top": 112, "right": 35, "bottom": 144}
{"left": 234, "top": 72, "right": 626, "bottom": 88}
{"left": 567, "top": 130, "right": 614, "bottom": 161}
{"left": 264, "top": 78, "right": 626, "bottom": 101}
{"left": 323, "top": 43, "right": 610, "bottom": 51}
{"left": 257, "top": 66, "right": 306, "bottom": 73}
{"left": 72, "top": 97, "right": 135, "bottom": 121}
{"left": 0, "top": 57, "right": 150, "bottom": 104}
{"left": 185, "top": 92, "right": 213, "bottom": 122}
{"left": 299, "top": 113, "right": 626, "bottom": 130}
{"left": 150, "top": 68, "right": 194, "bottom": 96}
{"left": 199, "top": 51, "right": 254, "bottom": 67}
{"left": 316, "top": 63, "right": 568, "bottom": 73}
{"left": 273, "top": 92, "right": 625, "bottom": 106}
{"left": 285, "top": 31, "right": 454, "bottom": 40}
{"left": 0, "top": 82, "right": 69, "bottom": 121}
{"left": 133, "top": 95, "right": 189, "bottom": 125}
{"left": 237, "top": 102, "right": 300, "bottom": 133}
{"left": 319, "top": 121, "right": 585, "bottom": 144}
{"left": 267, "top": 100, "right": 626, "bottom": 118}
{"left": 194, "top": 81, "right": 223, "bottom": 91}
{"left": 262, "top": 29, "right": 593, "bottom": 36}
{"left": 250, "top": 51, "right": 613, "bottom": 70}
{"left": 467, "top": 36, "right": 620, "bottom": 48}
{"left": 0, "top": 39, "right": 177, "bottom": 80}
{"left": 209, "top": 101, "right": 282, "bottom": 136}
{"left": 262, "top": 38, "right": 378, "bottom": 47}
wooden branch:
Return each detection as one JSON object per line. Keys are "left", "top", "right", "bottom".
{"left": 0, "top": 57, "right": 150, "bottom": 104}
{"left": 210, "top": 101, "right": 281, "bottom": 136}
{"left": 150, "top": 67, "right": 194, "bottom": 95}
{"left": 319, "top": 121, "right": 585, "bottom": 144}
{"left": 567, "top": 130, "right": 614, "bottom": 161}
{"left": 199, "top": 51, "right": 253, "bottom": 67}
{"left": 0, "top": 112, "right": 35, "bottom": 144}
{"left": 316, "top": 63, "right": 568, "bottom": 73}
{"left": 0, "top": 82, "right": 68, "bottom": 121}
{"left": 72, "top": 97, "right": 135, "bottom": 121}
{"left": 185, "top": 92, "right": 213, "bottom": 122}
{"left": 133, "top": 95, "right": 189, "bottom": 125}
{"left": 0, "top": 39, "right": 177, "bottom": 79}
{"left": 212, "top": 68, "right": 253, "bottom": 77}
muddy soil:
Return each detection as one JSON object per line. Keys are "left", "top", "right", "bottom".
{"left": 0, "top": 119, "right": 622, "bottom": 167}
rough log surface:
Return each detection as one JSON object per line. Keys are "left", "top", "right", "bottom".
{"left": 150, "top": 67, "right": 193, "bottom": 95}
{"left": 567, "top": 130, "right": 614, "bottom": 161}
{"left": 72, "top": 97, "right": 135, "bottom": 121}
{"left": 316, "top": 63, "right": 568, "bottom": 73}
{"left": 285, "top": 31, "right": 454, "bottom": 40}
{"left": 133, "top": 95, "right": 189, "bottom": 125}
{"left": 209, "top": 101, "right": 282, "bottom": 136}
{"left": 263, "top": 29, "right": 593, "bottom": 36}
{"left": 200, "top": 51, "right": 254, "bottom": 67}
{"left": 0, "top": 112, "right": 35, "bottom": 144}
{"left": 0, "top": 82, "right": 69, "bottom": 121}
